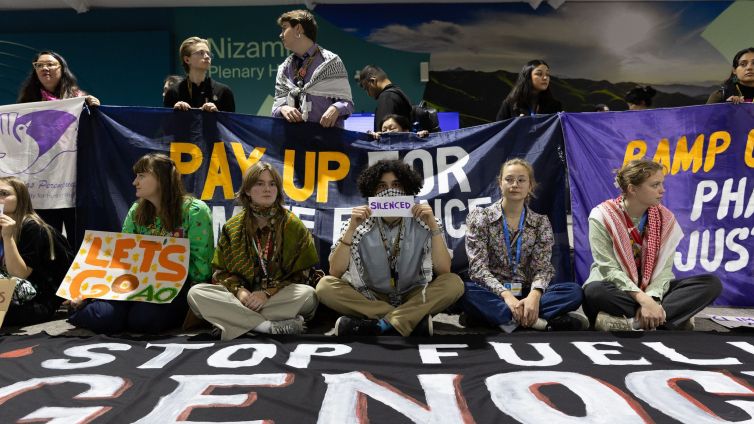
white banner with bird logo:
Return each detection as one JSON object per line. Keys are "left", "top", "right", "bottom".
{"left": 0, "top": 97, "right": 85, "bottom": 209}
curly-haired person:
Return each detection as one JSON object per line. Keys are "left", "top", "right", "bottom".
{"left": 316, "top": 159, "right": 463, "bottom": 336}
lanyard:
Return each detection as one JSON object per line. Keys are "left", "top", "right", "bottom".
{"left": 502, "top": 208, "right": 526, "bottom": 275}
{"left": 377, "top": 219, "right": 403, "bottom": 285}
{"left": 250, "top": 229, "right": 273, "bottom": 279}
{"left": 292, "top": 48, "right": 320, "bottom": 88}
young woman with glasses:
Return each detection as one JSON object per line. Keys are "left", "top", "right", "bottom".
{"left": 16, "top": 50, "right": 99, "bottom": 242}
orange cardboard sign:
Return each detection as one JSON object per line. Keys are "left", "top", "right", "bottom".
{"left": 56, "top": 231, "right": 190, "bottom": 304}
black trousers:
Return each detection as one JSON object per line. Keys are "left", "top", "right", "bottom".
{"left": 583, "top": 274, "right": 722, "bottom": 329}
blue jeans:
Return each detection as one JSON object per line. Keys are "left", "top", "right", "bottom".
{"left": 460, "top": 281, "right": 583, "bottom": 327}
{"left": 68, "top": 286, "right": 189, "bottom": 334}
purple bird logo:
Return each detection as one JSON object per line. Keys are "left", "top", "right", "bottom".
{"left": 0, "top": 110, "right": 78, "bottom": 174}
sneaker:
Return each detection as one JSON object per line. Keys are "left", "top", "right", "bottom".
{"left": 594, "top": 311, "right": 636, "bottom": 332}
{"left": 531, "top": 318, "right": 548, "bottom": 331}
{"left": 547, "top": 311, "right": 590, "bottom": 331}
{"left": 269, "top": 316, "right": 306, "bottom": 335}
{"left": 411, "top": 315, "right": 434, "bottom": 337}
{"left": 334, "top": 316, "right": 381, "bottom": 336}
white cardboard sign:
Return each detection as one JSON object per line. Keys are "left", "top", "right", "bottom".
{"left": 368, "top": 196, "right": 415, "bottom": 217}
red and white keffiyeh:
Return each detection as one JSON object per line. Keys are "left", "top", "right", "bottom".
{"left": 590, "top": 196, "right": 683, "bottom": 290}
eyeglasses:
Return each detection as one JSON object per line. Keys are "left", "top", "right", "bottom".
{"left": 32, "top": 61, "right": 61, "bottom": 70}
{"left": 503, "top": 177, "right": 529, "bottom": 185}
{"left": 191, "top": 50, "right": 213, "bottom": 59}
{"left": 738, "top": 60, "right": 754, "bottom": 68}
{"left": 0, "top": 189, "right": 15, "bottom": 198}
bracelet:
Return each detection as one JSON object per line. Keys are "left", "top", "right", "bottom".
{"left": 430, "top": 228, "right": 443, "bottom": 237}
{"left": 339, "top": 237, "right": 353, "bottom": 246}
{"left": 262, "top": 289, "right": 272, "bottom": 298}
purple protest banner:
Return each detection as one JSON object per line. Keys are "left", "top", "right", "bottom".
{"left": 561, "top": 103, "right": 754, "bottom": 307}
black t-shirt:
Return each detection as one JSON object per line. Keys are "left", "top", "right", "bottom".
{"left": 13, "top": 220, "right": 72, "bottom": 307}
{"left": 374, "top": 85, "right": 413, "bottom": 132}
{"left": 164, "top": 76, "right": 236, "bottom": 112}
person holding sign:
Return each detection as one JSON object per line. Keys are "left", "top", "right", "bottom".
{"left": 583, "top": 159, "right": 722, "bottom": 331}
{"left": 707, "top": 47, "right": 754, "bottom": 104}
{"left": 0, "top": 177, "right": 73, "bottom": 326}
{"left": 272, "top": 9, "right": 353, "bottom": 128}
{"left": 163, "top": 36, "right": 236, "bottom": 112}
{"left": 317, "top": 159, "right": 464, "bottom": 336}
{"left": 461, "top": 159, "right": 586, "bottom": 333}
{"left": 68, "top": 153, "right": 214, "bottom": 334}
{"left": 187, "top": 162, "right": 319, "bottom": 340}
{"left": 17, "top": 50, "right": 100, "bottom": 242}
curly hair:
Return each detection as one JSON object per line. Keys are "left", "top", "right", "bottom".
{"left": 357, "top": 159, "right": 423, "bottom": 197}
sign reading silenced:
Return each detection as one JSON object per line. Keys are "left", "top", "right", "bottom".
{"left": 368, "top": 196, "right": 415, "bottom": 217}
{"left": 56, "top": 231, "right": 190, "bottom": 304}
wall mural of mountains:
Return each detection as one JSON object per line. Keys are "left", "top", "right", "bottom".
{"left": 424, "top": 69, "right": 718, "bottom": 128}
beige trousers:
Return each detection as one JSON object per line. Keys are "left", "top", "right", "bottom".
{"left": 316, "top": 273, "right": 464, "bottom": 336}
{"left": 187, "top": 283, "right": 318, "bottom": 340}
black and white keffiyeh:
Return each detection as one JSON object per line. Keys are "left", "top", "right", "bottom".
{"left": 272, "top": 47, "right": 352, "bottom": 121}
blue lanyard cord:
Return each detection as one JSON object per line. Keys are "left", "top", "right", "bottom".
{"left": 502, "top": 208, "right": 526, "bottom": 275}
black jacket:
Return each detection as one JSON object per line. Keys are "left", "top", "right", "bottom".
{"left": 374, "top": 84, "right": 413, "bottom": 132}
{"left": 164, "top": 76, "right": 236, "bottom": 112}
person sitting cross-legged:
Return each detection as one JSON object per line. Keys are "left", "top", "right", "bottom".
{"left": 583, "top": 159, "right": 722, "bottom": 331}
{"left": 317, "top": 159, "right": 464, "bottom": 336}
{"left": 187, "top": 162, "right": 319, "bottom": 340}
{"left": 460, "top": 158, "right": 587, "bottom": 333}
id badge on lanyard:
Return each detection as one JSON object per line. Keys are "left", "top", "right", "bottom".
{"left": 503, "top": 281, "right": 523, "bottom": 296}
{"left": 502, "top": 208, "right": 526, "bottom": 297}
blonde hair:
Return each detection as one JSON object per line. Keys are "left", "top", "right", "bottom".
{"left": 499, "top": 158, "right": 538, "bottom": 202}
{"left": 237, "top": 162, "right": 285, "bottom": 211}
{"left": 615, "top": 159, "right": 665, "bottom": 194}
{"left": 179, "top": 36, "right": 209, "bottom": 73}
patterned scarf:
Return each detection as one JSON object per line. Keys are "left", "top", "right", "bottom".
{"left": 272, "top": 47, "right": 352, "bottom": 121}
{"left": 594, "top": 196, "right": 679, "bottom": 290}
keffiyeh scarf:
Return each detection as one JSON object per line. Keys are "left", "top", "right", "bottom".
{"left": 272, "top": 47, "right": 352, "bottom": 121}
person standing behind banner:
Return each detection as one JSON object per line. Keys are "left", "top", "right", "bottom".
{"left": 461, "top": 159, "right": 587, "bottom": 333}
{"left": 707, "top": 47, "right": 754, "bottom": 104}
{"left": 371, "top": 114, "right": 429, "bottom": 140}
{"left": 16, "top": 51, "right": 100, "bottom": 240}
{"left": 625, "top": 85, "right": 656, "bottom": 110}
{"left": 164, "top": 36, "right": 235, "bottom": 112}
{"left": 68, "top": 153, "right": 214, "bottom": 334}
{"left": 162, "top": 74, "right": 183, "bottom": 100}
{"left": 583, "top": 159, "right": 722, "bottom": 331}
{"left": 187, "top": 162, "right": 319, "bottom": 340}
{"left": 0, "top": 177, "right": 73, "bottom": 326}
{"left": 317, "top": 159, "right": 464, "bottom": 336}
{"left": 272, "top": 9, "right": 353, "bottom": 128}
{"left": 358, "top": 65, "right": 412, "bottom": 133}
{"left": 496, "top": 59, "right": 562, "bottom": 121}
